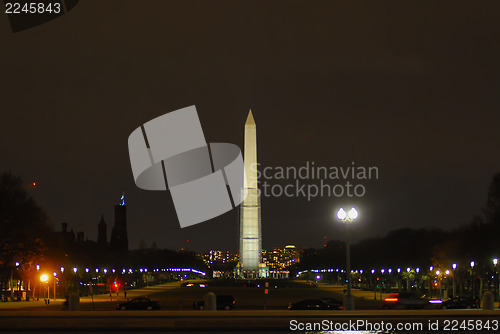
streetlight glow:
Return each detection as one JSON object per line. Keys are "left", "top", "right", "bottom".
{"left": 40, "top": 274, "right": 48, "bottom": 282}
{"left": 73, "top": 267, "right": 77, "bottom": 273}
{"left": 446, "top": 270, "right": 450, "bottom": 275}
{"left": 348, "top": 207, "right": 358, "bottom": 220}
{"left": 470, "top": 261, "right": 475, "bottom": 268}
{"left": 452, "top": 263, "right": 457, "bottom": 270}
{"left": 337, "top": 208, "right": 347, "bottom": 220}
{"left": 436, "top": 270, "right": 441, "bottom": 276}
{"left": 494, "top": 258, "right": 498, "bottom": 266}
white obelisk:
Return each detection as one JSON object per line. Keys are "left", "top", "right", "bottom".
{"left": 238, "top": 110, "right": 262, "bottom": 277}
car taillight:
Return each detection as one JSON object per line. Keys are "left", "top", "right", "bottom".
{"left": 385, "top": 298, "right": 399, "bottom": 302}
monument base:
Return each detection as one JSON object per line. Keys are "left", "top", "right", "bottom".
{"left": 234, "top": 263, "right": 269, "bottom": 279}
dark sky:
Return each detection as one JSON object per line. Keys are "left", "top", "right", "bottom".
{"left": 1, "top": 1, "right": 499, "bottom": 252}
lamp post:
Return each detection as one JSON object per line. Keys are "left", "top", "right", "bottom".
{"left": 452, "top": 263, "right": 457, "bottom": 298}
{"left": 470, "top": 261, "right": 475, "bottom": 299}
{"left": 40, "top": 274, "right": 49, "bottom": 301}
{"left": 336, "top": 207, "right": 358, "bottom": 310}
{"left": 52, "top": 272, "right": 58, "bottom": 300}
{"left": 493, "top": 258, "right": 498, "bottom": 302}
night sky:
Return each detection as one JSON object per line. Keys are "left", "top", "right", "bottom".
{"left": 1, "top": 1, "right": 499, "bottom": 252}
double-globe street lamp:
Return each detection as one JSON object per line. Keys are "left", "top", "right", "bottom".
{"left": 336, "top": 207, "right": 358, "bottom": 311}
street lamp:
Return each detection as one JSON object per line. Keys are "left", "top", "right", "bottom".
{"left": 470, "top": 261, "right": 475, "bottom": 299}
{"left": 493, "top": 259, "right": 498, "bottom": 302}
{"left": 40, "top": 274, "right": 49, "bottom": 300}
{"left": 52, "top": 272, "right": 57, "bottom": 300}
{"left": 336, "top": 206, "right": 358, "bottom": 310}
{"left": 452, "top": 263, "right": 457, "bottom": 298}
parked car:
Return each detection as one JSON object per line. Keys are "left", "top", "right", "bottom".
{"left": 193, "top": 295, "right": 235, "bottom": 310}
{"left": 381, "top": 293, "right": 442, "bottom": 310}
{"left": 442, "top": 297, "right": 479, "bottom": 309}
{"left": 288, "top": 298, "right": 343, "bottom": 310}
{"left": 116, "top": 297, "right": 160, "bottom": 310}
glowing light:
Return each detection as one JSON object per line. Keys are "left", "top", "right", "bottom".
{"left": 36, "top": 264, "right": 40, "bottom": 271}
{"left": 397, "top": 268, "right": 401, "bottom": 273}
{"left": 32, "top": 182, "right": 36, "bottom": 186}
{"left": 52, "top": 272, "right": 57, "bottom": 277}
{"left": 416, "top": 268, "right": 420, "bottom": 273}
{"left": 316, "top": 275, "right": 320, "bottom": 280}
{"left": 436, "top": 270, "right": 440, "bottom": 276}
{"left": 371, "top": 269, "right": 375, "bottom": 274}
{"left": 407, "top": 267, "right": 411, "bottom": 272}
{"left": 85, "top": 268, "right": 89, "bottom": 273}
{"left": 348, "top": 207, "right": 358, "bottom": 220}
{"left": 388, "top": 269, "right": 392, "bottom": 274}
{"left": 445, "top": 270, "right": 450, "bottom": 275}
{"left": 452, "top": 263, "right": 457, "bottom": 270}
{"left": 429, "top": 266, "right": 433, "bottom": 271}
{"left": 430, "top": 300, "right": 442, "bottom": 304}
{"left": 103, "top": 269, "right": 108, "bottom": 274}
{"left": 470, "top": 261, "right": 475, "bottom": 268}
{"left": 337, "top": 208, "right": 347, "bottom": 220}
{"left": 385, "top": 298, "right": 399, "bottom": 302}
{"left": 494, "top": 258, "right": 498, "bottom": 266}
{"left": 73, "top": 267, "right": 77, "bottom": 273}
{"left": 15, "top": 262, "right": 20, "bottom": 267}
{"left": 60, "top": 267, "right": 64, "bottom": 273}
{"left": 120, "top": 193, "right": 126, "bottom": 206}
{"left": 40, "top": 274, "right": 49, "bottom": 282}
{"left": 381, "top": 269, "right": 385, "bottom": 274}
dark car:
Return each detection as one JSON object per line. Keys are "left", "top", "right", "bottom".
{"left": 442, "top": 297, "right": 479, "bottom": 309}
{"left": 288, "top": 298, "right": 343, "bottom": 310}
{"left": 381, "top": 293, "right": 442, "bottom": 310}
{"left": 193, "top": 295, "right": 235, "bottom": 310}
{"left": 116, "top": 297, "right": 160, "bottom": 310}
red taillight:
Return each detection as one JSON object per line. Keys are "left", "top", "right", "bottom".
{"left": 385, "top": 298, "right": 399, "bottom": 302}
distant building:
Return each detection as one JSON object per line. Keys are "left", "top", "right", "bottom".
{"left": 263, "top": 245, "right": 301, "bottom": 270}
{"left": 97, "top": 214, "right": 107, "bottom": 248}
{"left": 110, "top": 194, "right": 129, "bottom": 254}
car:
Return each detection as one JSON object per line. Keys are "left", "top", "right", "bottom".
{"left": 193, "top": 295, "right": 235, "bottom": 310}
{"left": 381, "top": 293, "right": 442, "bottom": 310}
{"left": 115, "top": 297, "right": 161, "bottom": 310}
{"left": 442, "top": 297, "right": 479, "bottom": 309}
{"left": 182, "top": 282, "right": 208, "bottom": 288}
{"left": 288, "top": 298, "right": 343, "bottom": 310}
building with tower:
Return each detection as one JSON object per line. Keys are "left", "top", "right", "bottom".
{"left": 110, "top": 193, "right": 129, "bottom": 254}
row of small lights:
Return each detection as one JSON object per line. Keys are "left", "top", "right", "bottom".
{"left": 26, "top": 264, "right": 206, "bottom": 276}
{"left": 298, "top": 259, "right": 499, "bottom": 277}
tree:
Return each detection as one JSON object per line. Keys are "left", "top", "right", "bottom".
{"left": 0, "top": 171, "right": 51, "bottom": 299}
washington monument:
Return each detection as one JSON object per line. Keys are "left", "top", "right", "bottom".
{"left": 236, "top": 110, "right": 268, "bottom": 278}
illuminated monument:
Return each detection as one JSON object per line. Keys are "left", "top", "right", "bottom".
{"left": 235, "top": 110, "right": 269, "bottom": 278}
